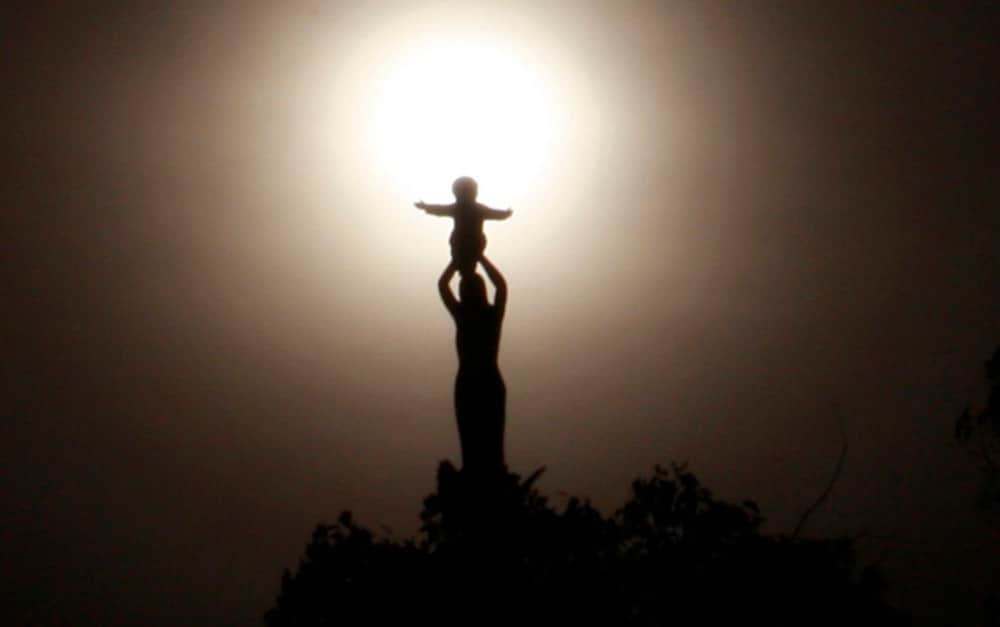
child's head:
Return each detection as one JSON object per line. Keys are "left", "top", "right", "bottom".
{"left": 452, "top": 176, "right": 478, "bottom": 203}
{"left": 459, "top": 272, "right": 488, "bottom": 307}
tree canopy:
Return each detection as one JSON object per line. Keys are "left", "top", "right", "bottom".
{"left": 955, "top": 347, "right": 1000, "bottom": 520}
{"left": 266, "top": 462, "right": 907, "bottom": 627}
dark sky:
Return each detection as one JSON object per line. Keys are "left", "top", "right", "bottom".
{"left": 3, "top": 2, "right": 999, "bottom": 626}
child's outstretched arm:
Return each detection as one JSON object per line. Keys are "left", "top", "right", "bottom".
{"left": 479, "top": 205, "right": 513, "bottom": 220}
{"left": 414, "top": 201, "right": 454, "bottom": 217}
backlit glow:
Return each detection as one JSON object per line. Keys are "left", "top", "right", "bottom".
{"left": 368, "top": 38, "right": 560, "bottom": 205}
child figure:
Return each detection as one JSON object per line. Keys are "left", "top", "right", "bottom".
{"left": 415, "top": 176, "right": 513, "bottom": 274}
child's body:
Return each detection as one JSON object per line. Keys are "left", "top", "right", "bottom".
{"left": 416, "top": 177, "right": 512, "bottom": 273}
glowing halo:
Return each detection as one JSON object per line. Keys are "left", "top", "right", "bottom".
{"left": 367, "top": 38, "right": 560, "bottom": 205}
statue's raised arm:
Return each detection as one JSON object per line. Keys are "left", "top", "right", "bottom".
{"left": 479, "top": 256, "right": 507, "bottom": 321}
{"left": 438, "top": 261, "right": 459, "bottom": 319}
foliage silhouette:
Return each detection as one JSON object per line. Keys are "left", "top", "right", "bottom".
{"left": 266, "top": 462, "right": 908, "bottom": 627}
{"left": 955, "top": 346, "right": 1000, "bottom": 520}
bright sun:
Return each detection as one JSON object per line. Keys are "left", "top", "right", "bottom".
{"left": 368, "top": 38, "right": 559, "bottom": 205}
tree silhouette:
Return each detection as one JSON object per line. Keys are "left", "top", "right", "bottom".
{"left": 265, "top": 462, "right": 908, "bottom": 627}
{"left": 955, "top": 346, "right": 1000, "bottom": 521}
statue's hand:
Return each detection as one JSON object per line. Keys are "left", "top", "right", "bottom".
{"left": 414, "top": 200, "right": 429, "bottom": 210}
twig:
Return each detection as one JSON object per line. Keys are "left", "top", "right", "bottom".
{"left": 793, "top": 404, "right": 848, "bottom": 539}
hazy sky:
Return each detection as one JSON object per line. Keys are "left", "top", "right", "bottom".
{"left": 3, "top": 2, "right": 998, "bottom": 626}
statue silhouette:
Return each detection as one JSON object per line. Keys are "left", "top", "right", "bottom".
{"left": 416, "top": 176, "right": 512, "bottom": 275}
{"left": 438, "top": 256, "right": 507, "bottom": 476}
{"left": 267, "top": 180, "right": 910, "bottom": 627}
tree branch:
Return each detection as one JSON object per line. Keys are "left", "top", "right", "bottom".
{"left": 793, "top": 405, "right": 848, "bottom": 539}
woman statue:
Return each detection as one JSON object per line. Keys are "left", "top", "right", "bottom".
{"left": 438, "top": 256, "right": 508, "bottom": 476}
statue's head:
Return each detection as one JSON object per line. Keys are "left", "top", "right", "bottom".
{"left": 452, "top": 176, "right": 478, "bottom": 203}
{"left": 459, "top": 272, "right": 488, "bottom": 308}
